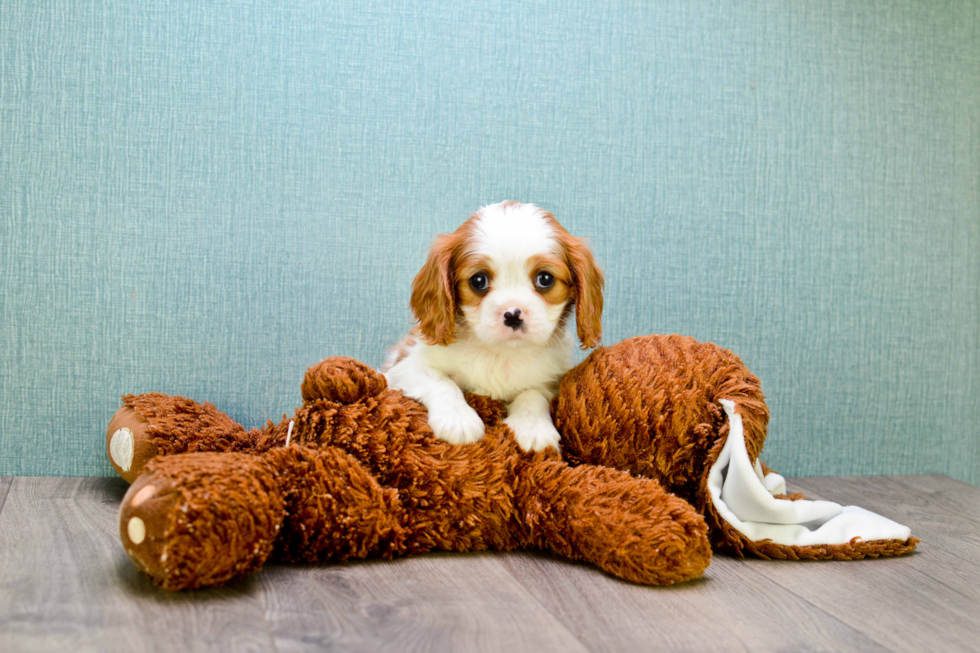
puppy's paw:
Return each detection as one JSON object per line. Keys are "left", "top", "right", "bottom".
{"left": 427, "top": 402, "right": 486, "bottom": 445}
{"left": 505, "top": 415, "right": 561, "bottom": 452}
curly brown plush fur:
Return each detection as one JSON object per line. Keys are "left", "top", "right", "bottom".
{"left": 111, "top": 335, "right": 916, "bottom": 591}
{"left": 555, "top": 335, "right": 918, "bottom": 560}
{"left": 116, "top": 354, "right": 712, "bottom": 590}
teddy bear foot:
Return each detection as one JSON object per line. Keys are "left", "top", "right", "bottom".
{"left": 119, "top": 452, "right": 286, "bottom": 591}
{"left": 118, "top": 472, "right": 181, "bottom": 580}
{"left": 107, "top": 393, "right": 257, "bottom": 483}
{"left": 119, "top": 445, "right": 409, "bottom": 591}
{"left": 106, "top": 405, "right": 159, "bottom": 484}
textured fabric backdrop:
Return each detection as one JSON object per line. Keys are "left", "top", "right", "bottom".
{"left": 1, "top": 0, "right": 978, "bottom": 483}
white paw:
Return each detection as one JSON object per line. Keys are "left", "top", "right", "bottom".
{"left": 427, "top": 402, "right": 486, "bottom": 445}
{"left": 505, "top": 415, "right": 561, "bottom": 452}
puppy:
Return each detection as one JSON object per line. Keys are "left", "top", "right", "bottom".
{"left": 383, "top": 201, "right": 603, "bottom": 451}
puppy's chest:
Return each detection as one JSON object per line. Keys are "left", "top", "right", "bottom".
{"left": 445, "top": 348, "right": 563, "bottom": 401}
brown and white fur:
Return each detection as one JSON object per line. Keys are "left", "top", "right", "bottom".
{"left": 383, "top": 201, "right": 603, "bottom": 451}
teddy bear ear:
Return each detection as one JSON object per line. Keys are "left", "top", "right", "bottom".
{"left": 302, "top": 358, "right": 388, "bottom": 404}
{"left": 704, "top": 398, "right": 917, "bottom": 559}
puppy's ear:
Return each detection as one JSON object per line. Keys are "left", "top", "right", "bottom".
{"left": 410, "top": 234, "right": 459, "bottom": 346}
{"left": 561, "top": 233, "right": 604, "bottom": 349}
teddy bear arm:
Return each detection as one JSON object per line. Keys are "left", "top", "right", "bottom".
{"left": 515, "top": 460, "right": 711, "bottom": 585}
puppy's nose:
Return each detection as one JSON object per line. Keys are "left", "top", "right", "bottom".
{"left": 503, "top": 308, "right": 524, "bottom": 330}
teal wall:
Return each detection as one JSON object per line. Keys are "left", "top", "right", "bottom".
{"left": 1, "top": 1, "right": 978, "bottom": 483}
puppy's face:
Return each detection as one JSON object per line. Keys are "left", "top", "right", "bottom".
{"left": 411, "top": 202, "right": 603, "bottom": 349}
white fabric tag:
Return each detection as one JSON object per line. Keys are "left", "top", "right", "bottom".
{"left": 707, "top": 400, "right": 912, "bottom": 546}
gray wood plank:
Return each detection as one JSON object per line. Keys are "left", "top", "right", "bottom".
{"left": 0, "top": 477, "right": 11, "bottom": 516}
{"left": 738, "top": 475, "right": 980, "bottom": 653}
{"left": 0, "top": 477, "right": 587, "bottom": 653}
{"left": 261, "top": 553, "right": 589, "bottom": 653}
{"left": 0, "top": 477, "right": 277, "bottom": 653}
{"left": 797, "top": 474, "right": 980, "bottom": 568}
{"left": 3, "top": 475, "right": 978, "bottom": 653}
{"left": 893, "top": 474, "right": 980, "bottom": 521}
{"left": 499, "top": 548, "right": 890, "bottom": 653}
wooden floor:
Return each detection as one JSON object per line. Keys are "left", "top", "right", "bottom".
{"left": 0, "top": 475, "right": 977, "bottom": 653}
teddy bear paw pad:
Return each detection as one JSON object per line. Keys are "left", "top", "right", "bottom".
{"left": 109, "top": 427, "right": 134, "bottom": 472}
{"left": 127, "top": 516, "right": 146, "bottom": 544}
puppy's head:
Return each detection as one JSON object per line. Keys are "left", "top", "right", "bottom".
{"left": 410, "top": 201, "right": 604, "bottom": 349}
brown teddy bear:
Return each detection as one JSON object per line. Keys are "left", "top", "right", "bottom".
{"left": 107, "top": 335, "right": 917, "bottom": 591}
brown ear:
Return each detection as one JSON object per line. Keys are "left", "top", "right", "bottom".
{"left": 561, "top": 233, "right": 604, "bottom": 349}
{"left": 410, "top": 234, "right": 459, "bottom": 346}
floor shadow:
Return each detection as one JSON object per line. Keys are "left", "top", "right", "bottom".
{"left": 113, "top": 555, "right": 259, "bottom": 602}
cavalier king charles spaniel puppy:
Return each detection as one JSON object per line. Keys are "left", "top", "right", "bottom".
{"left": 383, "top": 201, "right": 603, "bottom": 452}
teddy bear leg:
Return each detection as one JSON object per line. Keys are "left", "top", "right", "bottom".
{"left": 264, "top": 446, "right": 406, "bottom": 564}
{"left": 107, "top": 393, "right": 253, "bottom": 483}
{"left": 119, "top": 452, "right": 285, "bottom": 590}
{"left": 119, "top": 446, "right": 406, "bottom": 590}
{"left": 516, "top": 460, "right": 712, "bottom": 585}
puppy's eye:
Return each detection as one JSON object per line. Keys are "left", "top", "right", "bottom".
{"left": 535, "top": 271, "right": 555, "bottom": 290}
{"left": 469, "top": 273, "right": 489, "bottom": 292}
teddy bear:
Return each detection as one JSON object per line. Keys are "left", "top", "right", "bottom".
{"left": 107, "top": 335, "right": 917, "bottom": 591}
